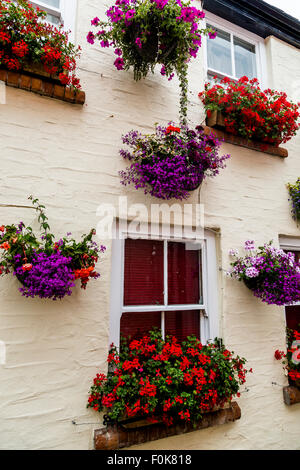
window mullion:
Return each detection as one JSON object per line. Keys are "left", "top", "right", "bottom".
{"left": 164, "top": 240, "right": 168, "bottom": 307}
{"left": 231, "top": 33, "right": 236, "bottom": 78}
{"left": 161, "top": 311, "right": 165, "bottom": 340}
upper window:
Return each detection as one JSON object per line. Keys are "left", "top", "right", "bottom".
{"left": 204, "top": 12, "right": 266, "bottom": 86}
{"left": 109, "top": 227, "right": 219, "bottom": 349}
{"left": 30, "top": 1, "right": 77, "bottom": 40}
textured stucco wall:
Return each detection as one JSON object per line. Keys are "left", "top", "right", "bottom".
{"left": 0, "top": 1, "right": 299, "bottom": 449}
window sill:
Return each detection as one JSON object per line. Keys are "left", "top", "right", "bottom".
{"left": 283, "top": 386, "right": 300, "bottom": 406}
{"left": 0, "top": 67, "right": 85, "bottom": 105}
{"left": 203, "top": 125, "right": 288, "bottom": 159}
{"left": 94, "top": 402, "right": 241, "bottom": 450}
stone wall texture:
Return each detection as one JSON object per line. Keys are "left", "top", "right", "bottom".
{"left": 0, "top": 1, "right": 299, "bottom": 450}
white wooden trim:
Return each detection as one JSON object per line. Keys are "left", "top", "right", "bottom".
{"left": 279, "top": 237, "right": 300, "bottom": 251}
{"left": 122, "top": 304, "right": 205, "bottom": 313}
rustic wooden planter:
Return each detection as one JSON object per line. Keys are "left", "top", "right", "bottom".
{"left": 283, "top": 385, "right": 300, "bottom": 406}
{"left": 94, "top": 402, "right": 241, "bottom": 450}
{"left": 206, "top": 110, "right": 225, "bottom": 128}
{"left": 21, "top": 62, "right": 62, "bottom": 83}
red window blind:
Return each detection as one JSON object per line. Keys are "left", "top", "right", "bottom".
{"left": 123, "top": 239, "right": 164, "bottom": 306}
{"left": 120, "top": 312, "right": 161, "bottom": 341}
{"left": 122, "top": 239, "right": 202, "bottom": 344}
{"left": 168, "top": 242, "right": 200, "bottom": 304}
{"left": 165, "top": 310, "right": 200, "bottom": 342}
{"left": 286, "top": 306, "right": 300, "bottom": 331}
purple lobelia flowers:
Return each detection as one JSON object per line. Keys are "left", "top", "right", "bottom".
{"left": 228, "top": 241, "right": 300, "bottom": 305}
{"left": 14, "top": 251, "right": 75, "bottom": 300}
{"left": 119, "top": 123, "right": 230, "bottom": 200}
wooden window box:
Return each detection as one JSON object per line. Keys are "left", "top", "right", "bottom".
{"left": 204, "top": 110, "right": 288, "bottom": 158}
{"left": 283, "top": 386, "right": 300, "bottom": 406}
{"left": 0, "top": 66, "right": 85, "bottom": 105}
{"left": 94, "top": 402, "right": 241, "bottom": 450}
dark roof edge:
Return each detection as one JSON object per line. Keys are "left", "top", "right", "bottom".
{"left": 203, "top": 0, "right": 300, "bottom": 49}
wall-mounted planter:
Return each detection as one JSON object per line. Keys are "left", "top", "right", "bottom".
{"left": 94, "top": 402, "right": 241, "bottom": 450}
{"left": 283, "top": 386, "right": 300, "bottom": 406}
{"left": 204, "top": 111, "right": 288, "bottom": 158}
{"left": 0, "top": 66, "right": 85, "bottom": 105}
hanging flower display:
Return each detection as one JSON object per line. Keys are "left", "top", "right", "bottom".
{"left": 87, "top": 329, "right": 251, "bottom": 426}
{"left": 287, "top": 178, "right": 300, "bottom": 221}
{"left": 87, "top": 0, "right": 214, "bottom": 81}
{"left": 199, "top": 76, "right": 300, "bottom": 147}
{"left": 0, "top": 0, "right": 81, "bottom": 89}
{"left": 228, "top": 241, "right": 300, "bottom": 306}
{"left": 275, "top": 328, "right": 300, "bottom": 389}
{"left": 0, "top": 197, "right": 106, "bottom": 300}
{"left": 119, "top": 123, "right": 230, "bottom": 200}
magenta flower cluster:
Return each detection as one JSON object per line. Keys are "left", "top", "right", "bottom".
{"left": 229, "top": 241, "right": 300, "bottom": 305}
{"left": 14, "top": 251, "right": 75, "bottom": 301}
{"left": 87, "top": 0, "right": 215, "bottom": 81}
{"left": 119, "top": 124, "right": 230, "bottom": 200}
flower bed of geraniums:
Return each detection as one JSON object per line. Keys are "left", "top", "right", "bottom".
{"left": 87, "top": 0, "right": 215, "bottom": 81}
{"left": 119, "top": 123, "right": 230, "bottom": 200}
{"left": 228, "top": 240, "right": 300, "bottom": 306}
{"left": 275, "top": 328, "right": 300, "bottom": 389}
{"left": 0, "top": 0, "right": 81, "bottom": 89}
{"left": 287, "top": 178, "right": 300, "bottom": 222}
{"left": 199, "top": 76, "right": 300, "bottom": 148}
{"left": 0, "top": 197, "right": 106, "bottom": 300}
{"left": 87, "top": 329, "right": 251, "bottom": 428}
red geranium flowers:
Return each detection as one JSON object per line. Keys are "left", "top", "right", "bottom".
{"left": 199, "top": 76, "right": 299, "bottom": 147}
{"left": 87, "top": 329, "right": 251, "bottom": 426}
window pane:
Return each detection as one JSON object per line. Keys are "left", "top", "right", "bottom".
{"left": 285, "top": 306, "right": 300, "bottom": 332}
{"left": 168, "top": 242, "right": 201, "bottom": 304}
{"left": 46, "top": 13, "right": 61, "bottom": 24}
{"left": 165, "top": 310, "right": 200, "bottom": 342}
{"left": 39, "top": 0, "right": 60, "bottom": 7}
{"left": 234, "top": 37, "right": 257, "bottom": 78}
{"left": 207, "top": 25, "right": 233, "bottom": 76}
{"left": 124, "top": 239, "right": 164, "bottom": 306}
{"left": 120, "top": 311, "right": 161, "bottom": 342}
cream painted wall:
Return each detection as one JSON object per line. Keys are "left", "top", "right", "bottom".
{"left": 0, "top": 1, "right": 299, "bottom": 449}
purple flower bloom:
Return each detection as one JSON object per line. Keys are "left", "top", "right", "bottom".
{"left": 100, "top": 40, "right": 110, "bottom": 48}
{"left": 125, "top": 9, "right": 136, "bottom": 21}
{"left": 114, "top": 57, "right": 125, "bottom": 70}
{"left": 208, "top": 31, "right": 217, "bottom": 39}
{"left": 91, "top": 17, "right": 100, "bottom": 26}
{"left": 86, "top": 31, "right": 95, "bottom": 44}
{"left": 135, "top": 37, "right": 142, "bottom": 49}
{"left": 114, "top": 48, "right": 122, "bottom": 56}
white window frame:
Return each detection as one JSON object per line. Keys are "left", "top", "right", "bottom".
{"left": 203, "top": 11, "right": 268, "bottom": 89}
{"left": 109, "top": 223, "right": 219, "bottom": 348}
{"left": 280, "top": 237, "right": 300, "bottom": 309}
{"left": 30, "top": 1, "right": 77, "bottom": 42}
